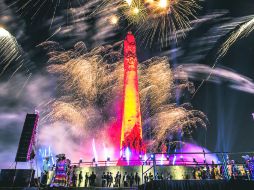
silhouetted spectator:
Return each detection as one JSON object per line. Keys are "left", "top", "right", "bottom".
{"left": 155, "top": 172, "right": 159, "bottom": 180}
{"left": 108, "top": 172, "right": 113, "bottom": 187}
{"left": 201, "top": 167, "right": 207, "bottom": 179}
{"left": 71, "top": 166, "right": 77, "bottom": 187}
{"left": 192, "top": 168, "right": 196, "bottom": 179}
{"left": 72, "top": 172, "right": 77, "bottom": 187}
{"left": 130, "top": 173, "right": 134, "bottom": 187}
{"left": 90, "top": 171, "right": 96, "bottom": 186}
{"left": 115, "top": 171, "right": 121, "bottom": 187}
{"left": 159, "top": 173, "right": 163, "bottom": 180}
{"left": 167, "top": 173, "right": 173, "bottom": 180}
{"left": 144, "top": 173, "right": 148, "bottom": 183}
{"left": 134, "top": 172, "right": 140, "bottom": 186}
{"left": 106, "top": 172, "right": 110, "bottom": 187}
{"left": 102, "top": 172, "right": 107, "bottom": 187}
{"left": 123, "top": 172, "right": 128, "bottom": 187}
{"left": 149, "top": 172, "right": 154, "bottom": 181}
{"left": 78, "top": 171, "right": 83, "bottom": 187}
{"left": 85, "top": 172, "right": 89, "bottom": 187}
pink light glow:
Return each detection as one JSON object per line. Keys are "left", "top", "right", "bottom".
{"left": 153, "top": 143, "right": 218, "bottom": 165}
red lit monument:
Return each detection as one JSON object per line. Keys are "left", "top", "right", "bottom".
{"left": 120, "top": 32, "right": 145, "bottom": 157}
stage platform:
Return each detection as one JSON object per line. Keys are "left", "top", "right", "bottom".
{"left": 1, "top": 180, "right": 254, "bottom": 190}
{"left": 0, "top": 188, "right": 137, "bottom": 190}
{"left": 139, "top": 180, "right": 254, "bottom": 190}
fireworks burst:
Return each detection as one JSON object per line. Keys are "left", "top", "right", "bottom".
{"left": 39, "top": 40, "right": 208, "bottom": 152}
{"left": 96, "top": 0, "right": 201, "bottom": 46}
{"left": 8, "top": 0, "right": 86, "bottom": 27}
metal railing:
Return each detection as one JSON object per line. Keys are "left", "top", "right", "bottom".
{"left": 140, "top": 151, "right": 254, "bottom": 182}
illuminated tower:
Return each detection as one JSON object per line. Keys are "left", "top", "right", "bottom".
{"left": 120, "top": 32, "right": 144, "bottom": 156}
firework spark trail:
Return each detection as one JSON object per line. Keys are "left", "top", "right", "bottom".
{"left": 161, "top": 14, "right": 254, "bottom": 98}
{"left": 40, "top": 40, "right": 208, "bottom": 152}
{"left": 218, "top": 16, "right": 254, "bottom": 59}
{"left": 0, "top": 27, "right": 25, "bottom": 78}
{"left": 175, "top": 64, "right": 254, "bottom": 94}
{"left": 8, "top": 0, "right": 87, "bottom": 30}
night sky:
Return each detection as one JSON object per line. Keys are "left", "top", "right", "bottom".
{"left": 0, "top": 0, "right": 254, "bottom": 168}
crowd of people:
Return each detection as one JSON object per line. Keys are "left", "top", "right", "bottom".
{"left": 191, "top": 164, "right": 225, "bottom": 180}
{"left": 41, "top": 154, "right": 254, "bottom": 187}
{"left": 85, "top": 171, "right": 141, "bottom": 187}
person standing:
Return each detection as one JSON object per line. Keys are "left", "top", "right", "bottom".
{"left": 71, "top": 171, "right": 77, "bottom": 187}
{"left": 41, "top": 157, "right": 50, "bottom": 187}
{"left": 108, "top": 172, "right": 113, "bottom": 187}
{"left": 155, "top": 172, "right": 159, "bottom": 180}
{"left": 123, "top": 172, "right": 128, "bottom": 187}
{"left": 149, "top": 172, "right": 154, "bottom": 182}
{"left": 167, "top": 172, "right": 172, "bottom": 180}
{"left": 90, "top": 171, "right": 96, "bottom": 186}
{"left": 130, "top": 173, "right": 134, "bottom": 187}
{"left": 70, "top": 165, "right": 77, "bottom": 187}
{"left": 101, "top": 172, "right": 107, "bottom": 187}
{"left": 211, "top": 167, "right": 215, "bottom": 179}
{"left": 50, "top": 154, "right": 68, "bottom": 187}
{"left": 144, "top": 173, "right": 148, "bottom": 183}
{"left": 192, "top": 168, "right": 196, "bottom": 179}
{"left": 116, "top": 171, "right": 121, "bottom": 187}
{"left": 106, "top": 172, "right": 110, "bottom": 187}
{"left": 85, "top": 172, "right": 89, "bottom": 187}
{"left": 134, "top": 172, "right": 140, "bottom": 186}
{"left": 78, "top": 171, "right": 83, "bottom": 187}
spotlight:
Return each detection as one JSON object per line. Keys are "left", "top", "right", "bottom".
{"left": 172, "top": 155, "right": 176, "bottom": 165}
{"left": 144, "top": 154, "right": 148, "bottom": 161}
{"left": 139, "top": 154, "right": 142, "bottom": 160}
{"left": 180, "top": 155, "right": 184, "bottom": 161}
{"left": 166, "top": 155, "right": 170, "bottom": 160}
{"left": 151, "top": 154, "right": 155, "bottom": 160}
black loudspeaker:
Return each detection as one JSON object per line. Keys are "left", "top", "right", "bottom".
{"left": 15, "top": 114, "right": 39, "bottom": 162}
{"left": 0, "top": 169, "right": 35, "bottom": 187}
